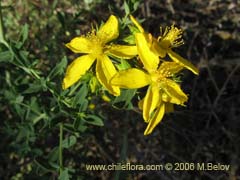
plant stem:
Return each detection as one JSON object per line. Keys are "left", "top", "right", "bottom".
{"left": 0, "top": 0, "right": 4, "bottom": 40}
{"left": 59, "top": 122, "right": 63, "bottom": 175}
{"left": 0, "top": 0, "right": 9, "bottom": 48}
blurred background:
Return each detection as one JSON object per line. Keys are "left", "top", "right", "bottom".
{"left": 0, "top": 0, "right": 239, "bottom": 179}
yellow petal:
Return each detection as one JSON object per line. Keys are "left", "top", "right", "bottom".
{"left": 129, "top": 15, "right": 144, "bottom": 33}
{"left": 97, "top": 15, "right": 119, "bottom": 44}
{"left": 150, "top": 37, "right": 167, "bottom": 58}
{"left": 62, "top": 55, "right": 95, "bottom": 89}
{"left": 144, "top": 102, "right": 165, "bottom": 135}
{"left": 136, "top": 33, "right": 159, "bottom": 72}
{"left": 162, "top": 79, "right": 188, "bottom": 105}
{"left": 96, "top": 55, "right": 120, "bottom": 96}
{"left": 142, "top": 87, "right": 151, "bottom": 122}
{"left": 102, "top": 94, "right": 111, "bottom": 102}
{"left": 143, "top": 85, "right": 160, "bottom": 122}
{"left": 129, "top": 15, "right": 167, "bottom": 58}
{"left": 161, "top": 92, "right": 171, "bottom": 102}
{"left": 65, "top": 37, "right": 92, "bottom": 54}
{"left": 159, "top": 61, "right": 183, "bottom": 75}
{"left": 107, "top": 45, "right": 137, "bottom": 59}
{"left": 111, "top": 68, "right": 150, "bottom": 89}
{"left": 138, "top": 98, "right": 144, "bottom": 110}
{"left": 168, "top": 50, "right": 199, "bottom": 75}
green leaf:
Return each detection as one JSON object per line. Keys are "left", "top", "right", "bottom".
{"left": 124, "top": 1, "right": 130, "bottom": 15}
{"left": 23, "top": 82, "right": 43, "bottom": 94}
{"left": 21, "top": 24, "right": 29, "bottom": 45}
{"left": 79, "top": 99, "right": 89, "bottom": 112}
{"left": 74, "top": 121, "right": 88, "bottom": 132}
{"left": 133, "top": 1, "right": 140, "bottom": 11}
{"left": 19, "top": 50, "right": 30, "bottom": 66}
{"left": 58, "top": 169, "right": 70, "bottom": 180}
{"left": 0, "top": 50, "right": 13, "bottom": 62}
{"left": 47, "top": 147, "right": 59, "bottom": 162}
{"left": 16, "top": 126, "right": 29, "bottom": 143}
{"left": 34, "top": 158, "right": 56, "bottom": 173}
{"left": 48, "top": 56, "right": 67, "bottom": 79}
{"left": 15, "top": 95, "right": 24, "bottom": 103}
{"left": 14, "top": 24, "right": 29, "bottom": 49}
{"left": 57, "top": 11, "right": 66, "bottom": 29}
{"left": 32, "top": 113, "right": 47, "bottom": 125}
{"left": 116, "top": 59, "right": 131, "bottom": 71}
{"left": 72, "top": 83, "right": 88, "bottom": 108}
{"left": 84, "top": 114, "right": 104, "bottom": 126}
{"left": 52, "top": 0, "right": 58, "bottom": 9}
{"left": 24, "top": 97, "right": 43, "bottom": 122}
{"left": 122, "top": 34, "right": 135, "bottom": 44}
{"left": 113, "top": 89, "right": 136, "bottom": 109}
{"left": 62, "top": 135, "right": 77, "bottom": 149}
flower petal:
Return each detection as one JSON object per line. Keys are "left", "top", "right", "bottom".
{"left": 142, "top": 85, "right": 161, "bottom": 122}
{"left": 159, "top": 61, "right": 183, "bottom": 75}
{"left": 130, "top": 15, "right": 144, "bottom": 33}
{"left": 144, "top": 102, "right": 165, "bottom": 135}
{"left": 136, "top": 33, "right": 159, "bottom": 72}
{"left": 107, "top": 45, "right": 137, "bottom": 59}
{"left": 111, "top": 68, "right": 150, "bottom": 89}
{"left": 142, "top": 87, "right": 151, "bottom": 122}
{"left": 97, "top": 15, "right": 119, "bottom": 44}
{"left": 62, "top": 55, "right": 95, "bottom": 89}
{"left": 151, "top": 37, "right": 167, "bottom": 58}
{"left": 138, "top": 98, "right": 144, "bottom": 110}
{"left": 162, "top": 79, "right": 188, "bottom": 105}
{"left": 168, "top": 50, "right": 199, "bottom": 75}
{"left": 96, "top": 55, "right": 120, "bottom": 96}
{"left": 65, "top": 37, "right": 92, "bottom": 54}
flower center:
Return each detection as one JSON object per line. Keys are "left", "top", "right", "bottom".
{"left": 158, "top": 25, "right": 184, "bottom": 49}
{"left": 150, "top": 67, "right": 173, "bottom": 86}
{"left": 86, "top": 30, "right": 104, "bottom": 56}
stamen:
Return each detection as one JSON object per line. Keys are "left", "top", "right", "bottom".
{"left": 84, "top": 29, "right": 104, "bottom": 55}
{"left": 158, "top": 25, "right": 184, "bottom": 48}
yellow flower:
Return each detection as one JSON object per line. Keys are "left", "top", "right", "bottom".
{"left": 101, "top": 94, "right": 111, "bottom": 102}
{"left": 130, "top": 15, "right": 199, "bottom": 75}
{"left": 111, "top": 33, "right": 189, "bottom": 135}
{"left": 88, "top": 103, "right": 96, "bottom": 110}
{"left": 63, "top": 15, "right": 137, "bottom": 96}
